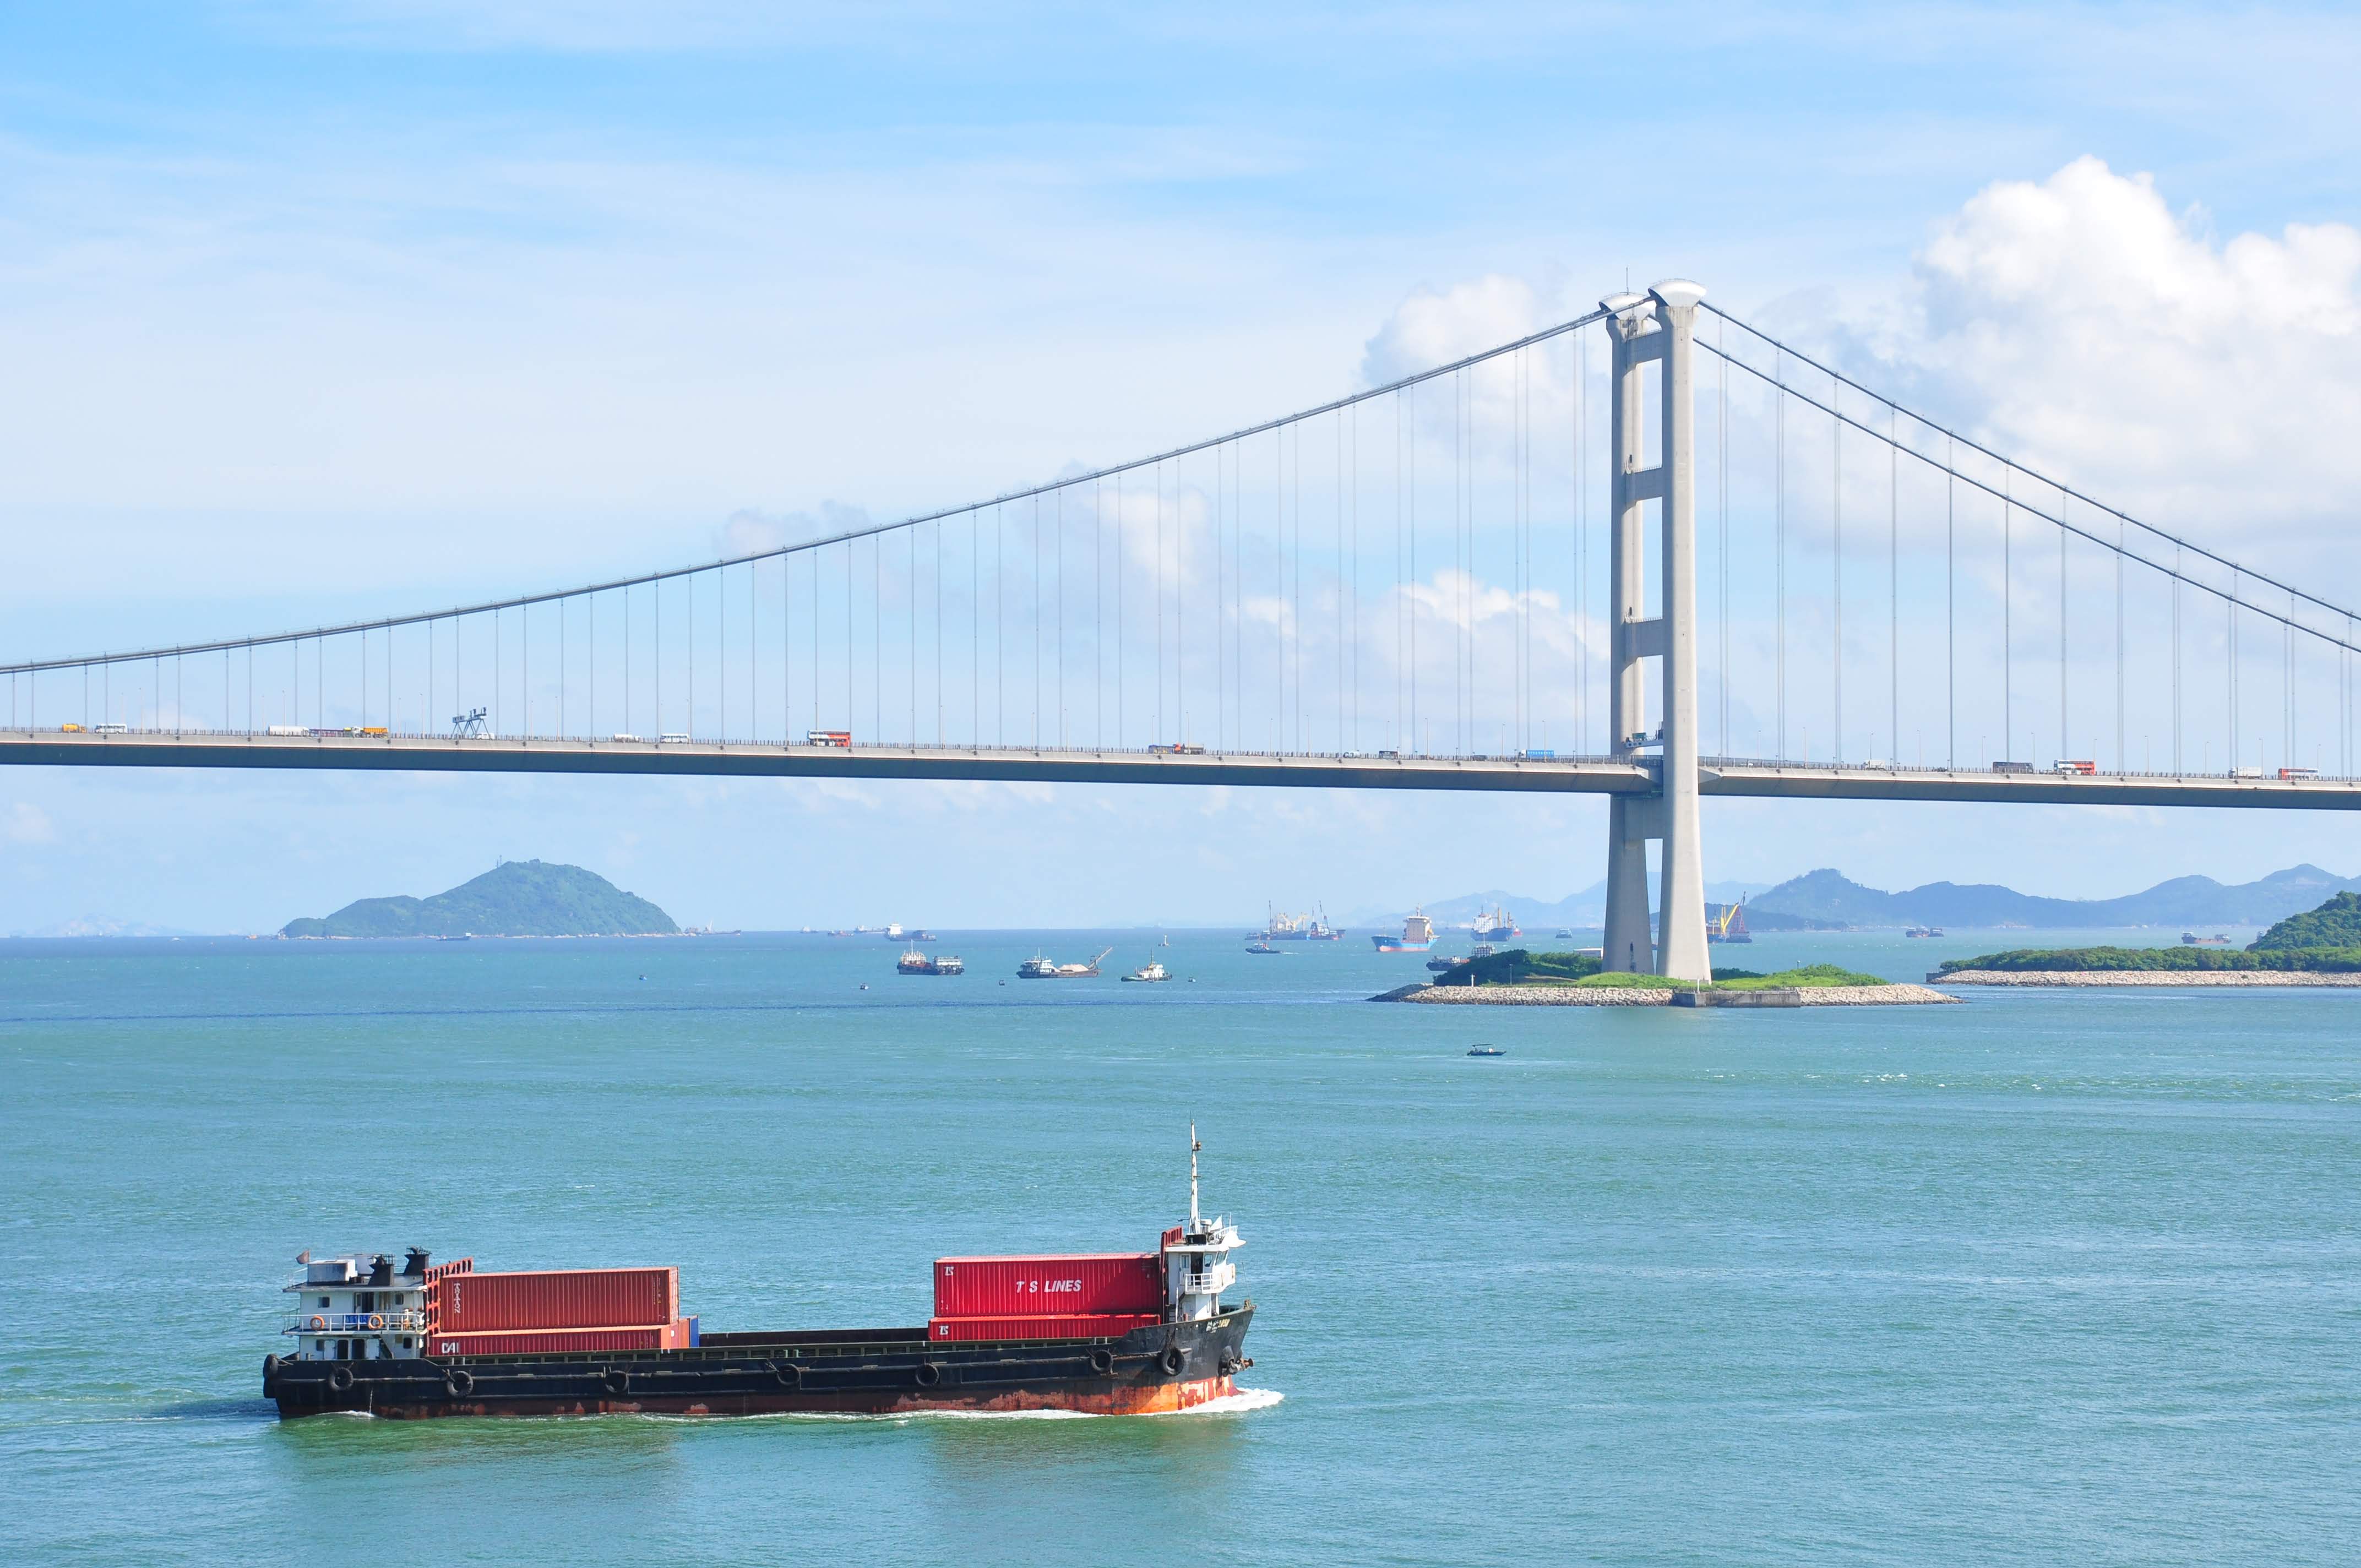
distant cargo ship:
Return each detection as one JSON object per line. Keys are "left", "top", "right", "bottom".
{"left": 1471, "top": 905, "right": 1520, "bottom": 944}
{"left": 897, "top": 946, "right": 964, "bottom": 975}
{"left": 1256, "top": 905, "right": 1339, "bottom": 941}
{"left": 262, "top": 1134, "right": 1253, "bottom": 1419}
{"left": 1372, "top": 912, "right": 1435, "bottom": 952}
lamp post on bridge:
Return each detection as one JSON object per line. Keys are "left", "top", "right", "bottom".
{"left": 1600, "top": 281, "right": 1712, "bottom": 982}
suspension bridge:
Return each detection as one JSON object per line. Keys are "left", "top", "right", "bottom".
{"left": 7, "top": 282, "right": 2359, "bottom": 977}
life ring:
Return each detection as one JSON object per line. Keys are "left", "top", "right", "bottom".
{"left": 1159, "top": 1345, "right": 1185, "bottom": 1376}
{"left": 329, "top": 1364, "right": 355, "bottom": 1392}
{"left": 367, "top": 1314, "right": 385, "bottom": 1331}
{"left": 1089, "top": 1349, "right": 1113, "bottom": 1375}
{"left": 914, "top": 1362, "right": 943, "bottom": 1389}
{"left": 771, "top": 1360, "right": 801, "bottom": 1390}
{"left": 308, "top": 1315, "right": 326, "bottom": 1331}
{"left": 602, "top": 1369, "right": 629, "bottom": 1396}
{"left": 445, "top": 1369, "right": 474, "bottom": 1396}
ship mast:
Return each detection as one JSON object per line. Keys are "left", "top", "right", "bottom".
{"left": 1189, "top": 1121, "right": 1201, "bottom": 1229}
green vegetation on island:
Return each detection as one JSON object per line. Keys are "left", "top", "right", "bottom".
{"left": 2250, "top": 890, "right": 2361, "bottom": 950}
{"left": 1444, "top": 950, "right": 1885, "bottom": 992}
{"left": 281, "top": 860, "right": 678, "bottom": 939}
{"left": 1936, "top": 890, "right": 2361, "bottom": 974}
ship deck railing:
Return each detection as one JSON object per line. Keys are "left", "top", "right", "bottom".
{"left": 285, "top": 1310, "right": 429, "bottom": 1334}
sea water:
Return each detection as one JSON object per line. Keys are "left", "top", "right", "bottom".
{"left": 6, "top": 928, "right": 2357, "bottom": 1565}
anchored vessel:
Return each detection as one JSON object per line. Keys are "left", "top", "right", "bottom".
{"left": 264, "top": 1137, "right": 1252, "bottom": 1419}
{"left": 1372, "top": 911, "right": 1436, "bottom": 952}
{"left": 897, "top": 945, "right": 964, "bottom": 975}
{"left": 1017, "top": 948, "right": 1112, "bottom": 978}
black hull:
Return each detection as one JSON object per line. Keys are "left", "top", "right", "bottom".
{"left": 265, "top": 1305, "right": 1253, "bottom": 1420}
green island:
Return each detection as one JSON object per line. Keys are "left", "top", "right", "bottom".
{"left": 1444, "top": 949, "right": 1887, "bottom": 992}
{"left": 281, "top": 859, "right": 678, "bottom": 939}
{"left": 1936, "top": 891, "right": 2361, "bottom": 976}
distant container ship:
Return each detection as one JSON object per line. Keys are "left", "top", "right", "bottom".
{"left": 1372, "top": 912, "right": 1436, "bottom": 952}
{"left": 263, "top": 1136, "right": 1253, "bottom": 1419}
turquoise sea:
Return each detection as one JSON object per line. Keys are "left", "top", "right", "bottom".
{"left": 7, "top": 926, "right": 2358, "bottom": 1565}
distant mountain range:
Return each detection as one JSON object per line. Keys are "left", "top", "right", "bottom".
{"left": 1749, "top": 864, "right": 2361, "bottom": 930}
{"left": 1373, "top": 864, "right": 2360, "bottom": 935}
{"left": 282, "top": 860, "right": 677, "bottom": 938}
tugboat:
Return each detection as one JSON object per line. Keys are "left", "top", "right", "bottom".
{"left": 263, "top": 1133, "right": 1254, "bottom": 1419}
{"left": 1121, "top": 953, "right": 1171, "bottom": 982}
{"left": 897, "top": 946, "right": 964, "bottom": 976}
{"left": 1243, "top": 937, "right": 1282, "bottom": 955}
{"left": 1371, "top": 911, "right": 1436, "bottom": 952}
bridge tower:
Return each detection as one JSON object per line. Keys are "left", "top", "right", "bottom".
{"left": 1600, "top": 282, "right": 1711, "bottom": 982}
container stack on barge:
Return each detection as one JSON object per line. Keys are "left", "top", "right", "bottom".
{"left": 264, "top": 1136, "right": 1252, "bottom": 1419}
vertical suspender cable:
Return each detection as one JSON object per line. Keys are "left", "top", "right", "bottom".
{"left": 2229, "top": 571, "right": 2238, "bottom": 771}
{"left": 1720, "top": 322, "right": 1729, "bottom": 756}
{"left": 1946, "top": 439, "right": 1955, "bottom": 768}
{"left": 2116, "top": 520, "right": 2125, "bottom": 770}
{"left": 1888, "top": 404, "right": 1896, "bottom": 769}
{"left": 2059, "top": 494, "right": 2068, "bottom": 764}
{"left": 1776, "top": 350, "right": 1786, "bottom": 757}
{"left": 1832, "top": 375, "right": 1841, "bottom": 760}
{"left": 2003, "top": 469, "right": 2012, "bottom": 763}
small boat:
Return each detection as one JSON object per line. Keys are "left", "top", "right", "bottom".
{"left": 1244, "top": 938, "right": 1282, "bottom": 955}
{"left": 1554, "top": 929, "right": 1575, "bottom": 940}
{"left": 1122, "top": 956, "right": 1170, "bottom": 982}
{"left": 1904, "top": 925, "right": 1944, "bottom": 939}
{"left": 1467, "top": 1045, "right": 1505, "bottom": 1058}
{"left": 2182, "top": 932, "right": 2230, "bottom": 945}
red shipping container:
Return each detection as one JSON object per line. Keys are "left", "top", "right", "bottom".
{"left": 433, "top": 1267, "right": 679, "bottom": 1333}
{"left": 933, "top": 1254, "right": 1162, "bottom": 1317}
{"left": 426, "top": 1317, "right": 693, "bottom": 1357}
{"left": 926, "top": 1313, "right": 1161, "bottom": 1343}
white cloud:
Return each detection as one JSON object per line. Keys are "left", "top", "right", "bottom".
{"left": 1903, "top": 157, "right": 2361, "bottom": 555}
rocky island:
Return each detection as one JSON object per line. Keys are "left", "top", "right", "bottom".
{"left": 1373, "top": 949, "right": 1957, "bottom": 1006}
{"left": 281, "top": 859, "right": 678, "bottom": 939}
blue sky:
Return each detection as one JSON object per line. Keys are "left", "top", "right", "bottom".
{"left": 4, "top": 2, "right": 2361, "bottom": 932}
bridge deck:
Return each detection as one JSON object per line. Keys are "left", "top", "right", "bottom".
{"left": 3, "top": 729, "right": 2356, "bottom": 808}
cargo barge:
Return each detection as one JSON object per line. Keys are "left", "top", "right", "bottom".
{"left": 264, "top": 1137, "right": 1252, "bottom": 1420}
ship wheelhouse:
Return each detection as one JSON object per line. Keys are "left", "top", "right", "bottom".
{"left": 283, "top": 1249, "right": 437, "bottom": 1362}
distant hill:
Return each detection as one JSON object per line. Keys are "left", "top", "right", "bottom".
{"left": 2251, "top": 890, "right": 2361, "bottom": 950}
{"left": 282, "top": 861, "right": 678, "bottom": 938}
{"left": 1751, "top": 864, "right": 2361, "bottom": 930}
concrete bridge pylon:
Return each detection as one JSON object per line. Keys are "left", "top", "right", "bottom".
{"left": 1600, "top": 281, "right": 1711, "bottom": 982}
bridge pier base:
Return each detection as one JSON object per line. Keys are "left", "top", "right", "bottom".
{"left": 1600, "top": 282, "right": 1712, "bottom": 983}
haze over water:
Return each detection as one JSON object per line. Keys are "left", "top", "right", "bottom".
{"left": 8, "top": 930, "right": 2357, "bottom": 1565}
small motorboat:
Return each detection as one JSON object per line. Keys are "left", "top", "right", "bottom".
{"left": 1244, "top": 937, "right": 1282, "bottom": 955}
{"left": 1122, "top": 956, "right": 1170, "bottom": 982}
{"left": 1467, "top": 1044, "right": 1505, "bottom": 1058}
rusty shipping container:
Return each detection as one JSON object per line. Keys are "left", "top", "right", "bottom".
{"left": 432, "top": 1267, "right": 679, "bottom": 1333}
{"left": 926, "top": 1313, "right": 1163, "bottom": 1343}
{"left": 427, "top": 1319, "right": 695, "bottom": 1357}
{"left": 932, "top": 1254, "right": 1162, "bottom": 1317}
